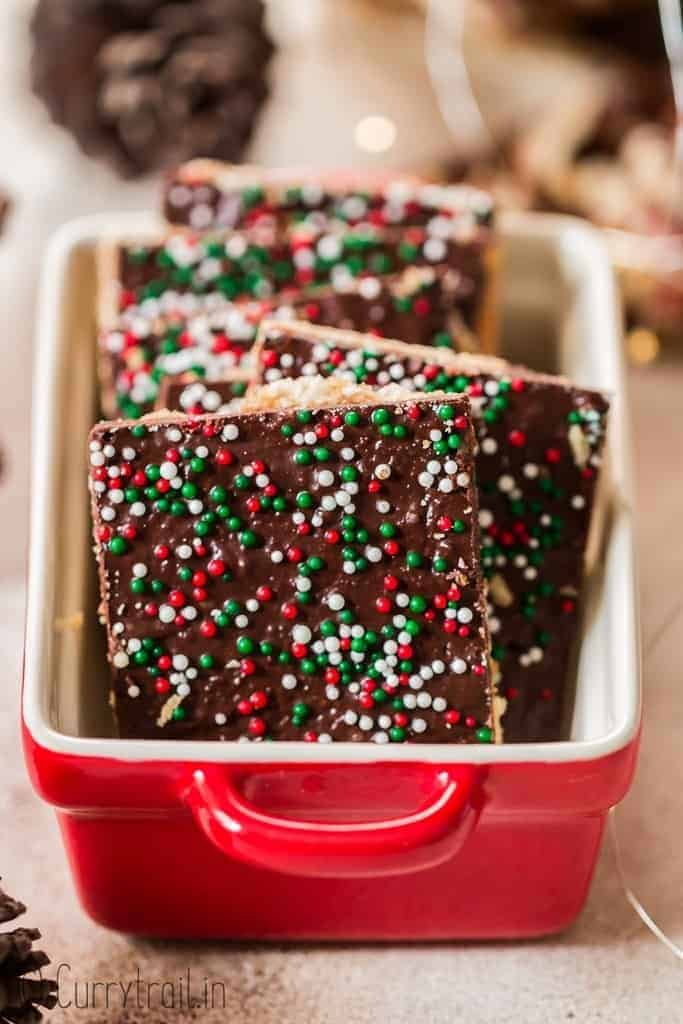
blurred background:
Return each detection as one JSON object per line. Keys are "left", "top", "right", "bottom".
{"left": 0, "top": 2, "right": 682, "bottom": 1020}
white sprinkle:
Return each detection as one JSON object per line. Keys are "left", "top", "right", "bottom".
{"left": 159, "top": 605, "right": 175, "bottom": 623}
{"left": 293, "top": 625, "right": 312, "bottom": 644}
{"left": 113, "top": 651, "right": 129, "bottom": 668}
{"left": 457, "top": 607, "right": 473, "bottom": 623}
{"left": 412, "top": 718, "right": 427, "bottom": 733}
{"left": 215, "top": 713, "right": 227, "bottom": 726}
{"left": 432, "top": 697, "right": 447, "bottom": 712}
{"left": 328, "top": 593, "right": 345, "bottom": 611}
{"left": 160, "top": 461, "right": 178, "bottom": 480}
{"left": 127, "top": 685, "right": 140, "bottom": 698}
{"left": 282, "top": 674, "right": 297, "bottom": 690}
{"left": 451, "top": 658, "right": 467, "bottom": 674}
{"left": 375, "top": 464, "right": 391, "bottom": 480}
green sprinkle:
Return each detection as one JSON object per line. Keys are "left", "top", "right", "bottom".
{"left": 239, "top": 530, "right": 260, "bottom": 549}
{"left": 108, "top": 536, "right": 127, "bottom": 556}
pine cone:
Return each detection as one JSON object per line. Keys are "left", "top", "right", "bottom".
{"left": 0, "top": 883, "right": 58, "bottom": 1024}
{"left": 30, "top": 0, "right": 275, "bottom": 178}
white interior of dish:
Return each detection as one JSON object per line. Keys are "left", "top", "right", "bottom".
{"left": 23, "top": 212, "right": 640, "bottom": 764}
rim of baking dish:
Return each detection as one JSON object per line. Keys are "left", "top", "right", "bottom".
{"left": 23, "top": 212, "right": 641, "bottom": 765}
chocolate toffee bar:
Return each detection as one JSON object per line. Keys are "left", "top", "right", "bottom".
{"left": 89, "top": 377, "right": 498, "bottom": 743}
{"left": 98, "top": 299, "right": 276, "bottom": 419}
{"left": 100, "top": 266, "right": 484, "bottom": 418}
{"left": 97, "top": 219, "right": 497, "bottom": 350}
{"left": 162, "top": 159, "right": 494, "bottom": 233}
{"left": 252, "top": 321, "right": 610, "bottom": 742}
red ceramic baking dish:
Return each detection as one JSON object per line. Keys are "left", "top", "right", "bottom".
{"left": 22, "top": 212, "right": 640, "bottom": 940}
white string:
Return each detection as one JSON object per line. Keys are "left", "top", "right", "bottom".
{"left": 610, "top": 810, "right": 683, "bottom": 960}
{"left": 423, "top": 0, "right": 491, "bottom": 151}
{"left": 658, "top": 0, "right": 683, "bottom": 165}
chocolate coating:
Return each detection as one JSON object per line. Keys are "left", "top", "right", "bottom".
{"left": 89, "top": 394, "right": 493, "bottom": 743}
{"left": 163, "top": 167, "right": 495, "bottom": 233}
{"left": 255, "top": 324, "right": 611, "bottom": 742}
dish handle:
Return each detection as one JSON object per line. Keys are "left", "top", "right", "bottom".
{"left": 182, "top": 765, "right": 480, "bottom": 878}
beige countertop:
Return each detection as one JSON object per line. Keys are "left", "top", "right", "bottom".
{"left": 1, "top": 2, "right": 682, "bottom": 1021}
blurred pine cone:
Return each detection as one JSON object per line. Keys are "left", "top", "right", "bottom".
{"left": 30, "top": 0, "right": 275, "bottom": 178}
{"left": 493, "top": 0, "right": 665, "bottom": 59}
{"left": 0, "top": 882, "right": 58, "bottom": 1023}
